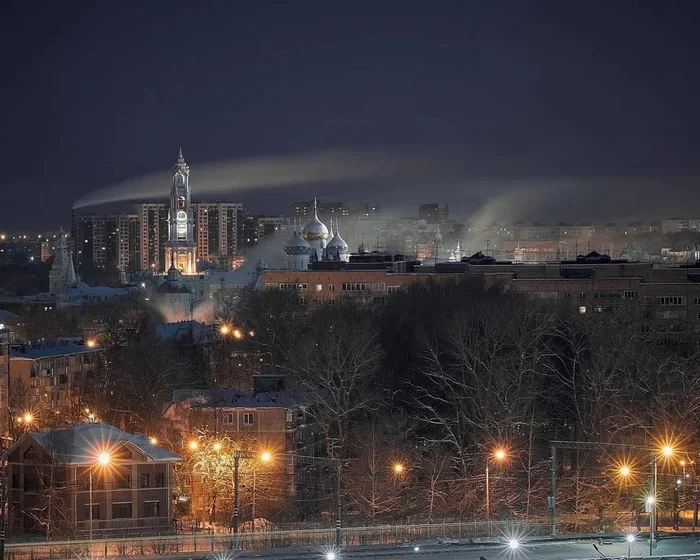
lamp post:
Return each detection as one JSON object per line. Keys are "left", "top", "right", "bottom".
{"left": 626, "top": 533, "right": 634, "bottom": 559}
{"left": 486, "top": 448, "right": 506, "bottom": 533}
{"left": 89, "top": 451, "right": 111, "bottom": 542}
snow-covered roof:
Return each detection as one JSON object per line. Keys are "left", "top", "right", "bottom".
{"left": 195, "top": 386, "right": 323, "bottom": 410}
{"left": 3, "top": 422, "right": 180, "bottom": 464}
{"left": 9, "top": 341, "right": 103, "bottom": 359}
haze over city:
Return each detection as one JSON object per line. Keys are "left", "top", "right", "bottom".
{"left": 4, "top": 1, "right": 700, "bottom": 229}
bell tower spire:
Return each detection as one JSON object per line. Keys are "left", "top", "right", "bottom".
{"left": 164, "top": 148, "right": 196, "bottom": 274}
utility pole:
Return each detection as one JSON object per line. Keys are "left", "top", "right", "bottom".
{"left": 336, "top": 462, "right": 342, "bottom": 547}
{"left": 0, "top": 466, "right": 7, "bottom": 560}
{"left": 232, "top": 455, "right": 239, "bottom": 535}
{"left": 549, "top": 445, "right": 556, "bottom": 536}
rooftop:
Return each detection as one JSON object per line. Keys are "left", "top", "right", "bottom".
{"left": 185, "top": 385, "right": 324, "bottom": 410}
{"left": 3, "top": 422, "right": 179, "bottom": 464}
{"left": 10, "top": 340, "right": 102, "bottom": 359}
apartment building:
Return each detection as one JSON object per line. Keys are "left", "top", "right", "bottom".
{"left": 2, "top": 422, "right": 179, "bottom": 537}
{"left": 8, "top": 340, "right": 103, "bottom": 418}
{"left": 163, "top": 375, "right": 324, "bottom": 521}
{"left": 261, "top": 251, "right": 700, "bottom": 323}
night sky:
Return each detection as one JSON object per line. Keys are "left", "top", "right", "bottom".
{"left": 3, "top": 1, "right": 700, "bottom": 231}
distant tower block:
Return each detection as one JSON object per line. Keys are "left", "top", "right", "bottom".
{"left": 163, "top": 148, "right": 197, "bottom": 274}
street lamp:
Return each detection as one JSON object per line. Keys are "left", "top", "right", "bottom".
{"left": 393, "top": 462, "right": 405, "bottom": 475}
{"left": 508, "top": 538, "right": 520, "bottom": 550}
{"left": 486, "top": 448, "right": 507, "bottom": 529}
{"left": 188, "top": 440, "right": 199, "bottom": 451}
{"left": 626, "top": 533, "right": 635, "bottom": 559}
{"left": 89, "top": 451, "right": 111, "bottom": 541}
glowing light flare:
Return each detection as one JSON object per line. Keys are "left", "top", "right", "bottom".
{"left": 626, "top": 534, "right": 635, "bottom": 543}
{"left": 646, "top": 495, "right": 655, "bottom": 505}
{"left": 260, "top": 451, "right": 272, "bottom": 462}
{"left": 188, "top": 440, "right": 199, "bottom": 451}
{"left": 662, "top": 445, "right": 674, "bottom": 457}
{"left": 393, "top": 462, "right": 405, "bottom": 474}
{"left": 20, "top": 412, "right": 34, "bottom": 424}
{"left": 149, "top": 437, "right": 157, "bottom": 445}
{"left": 213, "top": 442, "right": 222, "bottom": 452}
{"left": 494, "top": 448, "right": 507, "bottom": 461}
{"left": 219, "top": 324, "right": 231, "bottom": 336}
{"left": 232, "top": 329, "right": 243, "bottom": 340}
{"left": 97, "top": 452, "right": 111, "bottom": 466}
{"left": 86, "top": 339, "right": 97, "bottom": 348}
{"left": 508, "top": 539, "right": 520, "bottom": 550}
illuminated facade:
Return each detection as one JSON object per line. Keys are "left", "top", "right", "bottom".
{"left": 164, "top": 149, "right": 197, "bottom": 274}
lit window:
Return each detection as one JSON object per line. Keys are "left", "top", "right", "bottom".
{"left": 579, "top": 306, "right": 586, "bottom": 314}
{"left": 315, "top": 284, "right": 323, "bottom": 292}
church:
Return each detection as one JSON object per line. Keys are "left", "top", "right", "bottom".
{"left": 163, "top": 148, "right": 197, "bottom": 275}
{"left": 283, "top": 199, "right": 350, "bottom": 270}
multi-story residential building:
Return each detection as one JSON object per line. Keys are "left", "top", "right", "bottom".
{"left": 0, "top": 235, "right": 42, "bottom": 266}
{"left": 2, "top": 422, "right": 179, "bottom": 537}
{"left": 418, "top": 203, "right": 449, "bottom": 224}
{"left": 132, "top": 202, "right": 169, "bottom": 273}
{"left": 8, "top": 340, "right": 104, "bottom": 418}
{"left": 163, "top": 375, "right": 324, "bottom": 520}
{"left": 261, "top": 251, "right": 700, "bottom": 326}
{"left": 288, "top": 201, "right": 378, "bottom": 222}
{"left": 193, "top": 202, "right": 244, "bottom": 262}
{"left": 661, "top": 218, "right": 700, "bottom": 234}
{"left": 72, "top": 213, "right": 141, "bottom": 275}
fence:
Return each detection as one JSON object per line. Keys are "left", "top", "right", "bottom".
{"left": 5, "top": 521, "right": 553, "bottom": 559}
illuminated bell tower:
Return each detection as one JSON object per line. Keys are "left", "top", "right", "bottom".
{"left": 164, "top": 148, "right": 197, "bottom": 274}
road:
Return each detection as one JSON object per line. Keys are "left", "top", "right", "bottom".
{"left": 197, "top": 536, "right": 700, "bottom": 560}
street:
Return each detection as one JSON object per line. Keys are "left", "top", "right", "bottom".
{"left": 194, "top": 536, "right": 700, "bottom": 560}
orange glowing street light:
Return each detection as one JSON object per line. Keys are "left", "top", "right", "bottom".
{"left": 188, "top": 440, "right": 199, "bottom": 451}
{"left": 86, "top": 339, "right": 97, "bottom": 348}
{"left": 219, "top": 324, "right": 231, "bottom": 336}
{"left": 494, "top": 448, "right": 507, "bottom": 461}
{"left": 260, "top": 451, "right": 272, "bottom": 462}
{"left": 149, "top": 437, "right": 158, "bottom": 445}
{"left": 213, "top": 442, "right": 222, "bottom": 452}
{"left": 662, "top": 445, "right": 674, "bottom": 457}
{"left": 233, "top": 329, "right": 243, "bottom": 340}
{"left": 22, "top": 412, "right": 34, "bottom": 424}
{"left": 619, "top": 465, "right": 631, "bottom": 478}
{"left": 393, "top": 462, "right": 405, "bottom": 474}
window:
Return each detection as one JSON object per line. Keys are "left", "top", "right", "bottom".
{"left": 578, "top": 292, "right": 586, "bottom": 300}
{"left": 155, "top": 472, "right": 165, "bottom": 488}
{"left": 141, "top": 473, "right": 150, "bottom": 488}
{"left": 328, "top": 284, "right": 335, "bottom": 292}
{"left": 695, "top": 298, "right": 700, "bottom": 305}
{"left": 594, "top": 305, "right": 603, "bottom": 313}
{"left": 222, "top": 412, "right": 234, "bottom": 425}
{"left": 144, "top": 501, "right": 160, "bottom": 518}
{"left": 116, "top": 475, "right": 131, "bottom": 489}
{"left": 112, "top": 503, "right": 132, "bottom": 519}
{"left": 243, "top": 413, "right": 254, "bottom": 425}
{"left": 623, "top": 290, "right": 638, "bottom": 299}
{"left": 563, "top": 293, "right": 572, "bottom": 300}
{"left": 655, "top": 296, "right": 686, "bottom": 306}
{"left": 643, "top": 296, "right": 654, "bottom": 304}
{"left": 579, "top": 306, "right": 587, "bottom": 314}
{"left": 372, "top": 297, "right": 386, "bottom": 305}
{"left": 315, "top": 284, "right": 323, "bottom": 292}
{"left": 83, "top": 504, "right": 99, "bottom": 521}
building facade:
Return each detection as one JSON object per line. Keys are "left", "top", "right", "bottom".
{"left": 8, "top": 340, "right": 104, "bottom": 419}
{"left": 72, "top": 213, "right": 141, "bottom": 275}
{"left": 2, "top": 423, "right": 179, "bottom": 537}
{"left": 261, "top": 252, "right": 700, "bottom": 327}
